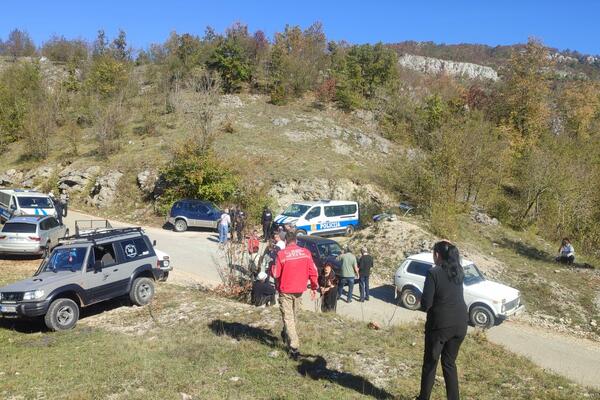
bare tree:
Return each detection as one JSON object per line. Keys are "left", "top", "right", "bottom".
{"left": 173, "top": 67, "right": 222, "bottom": 152}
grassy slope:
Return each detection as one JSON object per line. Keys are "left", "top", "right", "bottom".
{"left": 1, "top": 262, "right": 598, "bottom": 400}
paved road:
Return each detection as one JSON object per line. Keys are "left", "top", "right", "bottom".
{"left": 64, "top": 210, "right": 600, "bottom": 389}
{"left": 64, "top": 210, "right": 224, "bottom": 286}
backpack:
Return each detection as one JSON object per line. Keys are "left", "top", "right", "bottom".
{"left": 248, "top": 237, "right": 260, "bottom": 254}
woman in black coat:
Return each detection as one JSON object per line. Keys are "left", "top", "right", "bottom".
{"left": 417, "top": 240, "right": 468, "bottom": 400}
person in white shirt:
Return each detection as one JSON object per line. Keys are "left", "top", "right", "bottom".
{"left": 556, "top": 237, "right": 575, "bottom": 265}
{"left": 273, "top": 232, "right": 286, "bottom": 250}
{"left": 219, "top": 209, "right": 231, "bottom": 244}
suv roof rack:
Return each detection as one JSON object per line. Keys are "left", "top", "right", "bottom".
{"left": 60, "top": 220, "right": 145, "bottom": 245}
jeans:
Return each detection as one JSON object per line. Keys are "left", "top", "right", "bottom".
{"left": 337, "top": 277, "right": 355, "bottom": 302}
{"left": 218, "top": 224, "right": 229, "bottom": 244}
{"left": 359, "top": 275, "right": 370, "bottom": 301}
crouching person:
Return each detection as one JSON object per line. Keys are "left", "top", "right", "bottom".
{"left": 272, "top": 231, "right": 319, "bottom": 359}
{"left": 251, "top": 271, "right": 276, "bottom": 307}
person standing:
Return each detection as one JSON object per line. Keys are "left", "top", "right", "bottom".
{"left": 358, "top": 247, "right": 373, "bottom": 302}
{"left": 218, "top": 209, "right": 231, "bottom": 244}
{"left": 417, "top": 241, "right": 468, "bottom": 400}
{"left": 235, "top": 210, "right": 245, "bottom": 243}
{"left": 261, "top": 206, "right": 273, "bottom": 242}
{"left": 272, "top": 231, "right": 319, "bottom": 359}
{"left": 49, "top": 192, "right": 64, "bottom": 225}
{"left": 337, "top": 246, "right": 358, "bottom": 303}
{"left": 319, "top": 263, "right": 338, "bottom": 312}
{"left": 229, "top": 206, "right": 237, "bottom": 241}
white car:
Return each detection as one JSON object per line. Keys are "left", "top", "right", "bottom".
{"left": 394, "top": 253, "right": 523, "bottom": 328}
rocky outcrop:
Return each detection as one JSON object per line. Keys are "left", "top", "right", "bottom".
{"left": 137, "top": 169, "right": 165, "bottom": 199}
{"left": 58, "top": 165, "right": 101, "bottom": 194}
{"left": 0, "top": 169, "right": 24, "bottom": 187}
{"left": 398, "top": 54, "right": 499, "bottom": 81}
{"left": 471, "top": 210, "right": 500, "bottom": 226}
{"left": 88, "top": 171, "right": 123, "bottom": 208}
{"left": 220, "top": 94, "right": 243, "bottom": 109}
{"left": 268, "top": 178, "right": 393, "bottom": 211}
{"left": 21, "top": 165, "right": 55, "bottom": 188}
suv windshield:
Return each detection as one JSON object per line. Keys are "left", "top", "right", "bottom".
{"left": 282, "top": 204, "right": 310, "bottom": 218}
{"left": 463, "top": 263, "right": 485, "bottom": 285}
{"left": 317, "top": 242, "right": 342, "bottom": 257}
{"left": 40, "top": 247, "right": 87, "bottom": 273}
{"left": 17, "top": 197, "right": 53, "bottom": 209}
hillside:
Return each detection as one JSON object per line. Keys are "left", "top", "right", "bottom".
{"left": 1, "top": 260, "right": 599, "bottom": 400}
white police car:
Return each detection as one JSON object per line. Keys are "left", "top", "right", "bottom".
{"left": 0, "top": 189, "right": 57, "bottom": 222}
{"left": 273, "top": 200, "right": 359, "bottom": 237}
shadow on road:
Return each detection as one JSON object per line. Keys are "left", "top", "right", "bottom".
{"left": 298, "top": 354, "right": 397, "bottom": 399}
{"left": 369, "top": 284, "right": 402, "bottom": 306}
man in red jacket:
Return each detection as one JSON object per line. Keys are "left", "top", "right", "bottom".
{"left": 272, "top": 231, "right": 319, "bottom": 359}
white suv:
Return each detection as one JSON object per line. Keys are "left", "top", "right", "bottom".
{"left": 394, "top": 253, "right": 523, "bottom": 328}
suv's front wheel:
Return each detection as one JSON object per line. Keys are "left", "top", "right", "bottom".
{"left": 470, "top": 305, "right": 495, "bottom": 329}
{"left": 44, "top": 298, "right": 79, "bottom": 331}
{"left": 130, "top": 277, "right": 155, "bottom": 306}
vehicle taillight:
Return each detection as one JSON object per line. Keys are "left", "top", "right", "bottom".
{"left": 0, "top": 235, "right": 6, "bottom": 240}
{"left": 28, "top": 236, "right": 41, "bottom": 241}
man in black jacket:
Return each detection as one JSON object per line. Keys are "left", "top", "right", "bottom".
{"left": 417, "top": 241, "right": 468, "bottom": 400}
{"left": 358, "top": 247, "right": 373, "bottom": 302}
{"left": 251, "top": 271, "right": 276, "bottom": 307}
{"left": 261, "top": 206, "right": 273, "bottom": 242}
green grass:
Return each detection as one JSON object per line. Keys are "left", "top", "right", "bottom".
{"left": 455, "top": 216, "right": 600, "bottom": 332}
{"left": 1, "top": 263, "right": 598, "bottom": 399}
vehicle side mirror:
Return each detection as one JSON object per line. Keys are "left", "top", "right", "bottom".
{"left": 10, "top": 204, "right": 16, "bottom": 210}
{"left": 94, "top": 260, "right": 103, "bottom": 272}
{"left": 153, "top": 240, "right": 157, "bottom": 246}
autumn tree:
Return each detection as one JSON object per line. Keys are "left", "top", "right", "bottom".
{"left": 41, "top": 35, "right": 88, "bottom": 62}
{"left": 2, "top": 29, "right": 36, "bottom": 59}
{"left": 497, "top": 38, "right": 552, "bottom": 152}
{"left": 558, "top": 80, "right": 600, "bottom": 139}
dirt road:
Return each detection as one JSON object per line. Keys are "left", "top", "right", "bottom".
{"left": 63, "top": 211, "right": 600, "bottom": 389}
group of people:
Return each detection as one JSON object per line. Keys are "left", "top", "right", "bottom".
{"left": 217, "top": 206, "right": 247, "bottom": 244}
{"left": 254, "top": 231, "right": 470, "bottom": 400}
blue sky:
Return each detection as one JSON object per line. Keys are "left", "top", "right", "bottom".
{"left": 2, "top": 0, "right": 599, "bottom": 55}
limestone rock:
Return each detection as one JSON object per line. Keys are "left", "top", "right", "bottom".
{"left": 58, "top": 165, "right": 101, "bottom": 194}
{"left": 137, "top": 170, "right": 165, "bottom": 199}
{"left": 88, "top": 171, "right": 123, "bottom": 208}
{"left": 21, "top": 165, "right": 55, "bottom": 188}
{"left": 271, "top": 117, "right": 290, "bottom": 126}
{"left": 398, "top": 54, "right": 499, "bottom": 81}
{"left": 220, "top": 94, "right": 243, "bottom": 109}
{"left": 0, "top": 169, "right": 24, "bottom": 187}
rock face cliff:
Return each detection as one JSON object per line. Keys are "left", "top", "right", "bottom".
{"left": 398, "top": 54, "right": 499, "bottom": 81}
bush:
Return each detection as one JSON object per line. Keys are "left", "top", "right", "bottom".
{"left": 269, "top": 83, "right": 288, "bottom": 105}
{"left": 85, "top": 56, "right": 129, "bottom": 97}
{"left": 158, "top": 143, "right": 238, "bottom": 215}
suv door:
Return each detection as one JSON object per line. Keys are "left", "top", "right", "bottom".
{"left": 84, "top": 243, "right": 119, "bottom": 303}
{"left": 45, "top": 217, "right": 63, "bottom": 243}
{"left": 304, "top": 206, "right": 322, "bottom": 234}
{"left": 194, "top": 204, "right": 212, "bottom": 228}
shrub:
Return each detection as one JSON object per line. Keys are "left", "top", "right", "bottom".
{"left": 158, "top": 143, "right": 238, "bottom": 215}
{"left": 85, "top": 56, "right": 129, "bottom": 97}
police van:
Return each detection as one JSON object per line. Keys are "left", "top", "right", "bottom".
{"left": 273, "top": 200, "right": 359, "bottom": 237}
{"left": 0, "top": 189, "right": 57, "bottom": 223}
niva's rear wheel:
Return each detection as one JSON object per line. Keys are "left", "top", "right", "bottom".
{"left": 44, "top": 298, "right": 79, "bottom": 331}
{"left": 400, "top": 288, "right": 421, "bottom": 310}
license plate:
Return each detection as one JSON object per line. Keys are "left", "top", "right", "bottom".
{"left": 0, "top": 305, "right": 17, "bottom": 313}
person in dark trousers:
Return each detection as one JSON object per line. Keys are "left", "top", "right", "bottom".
{"left": 318, "top": 263, "right": 338, "bottom": 312}
{"left": 556, "top": 237, "right": 575, "bottom": 265}
{"left": 261, "top": 206, "right": 273, "bottom": 242}
{"left": 251, "top": 271, "right": 276, "bottom": 307}
{"left": 417, "top": 240, "right": 468, "bottom": 400}
{"left": 229, "top": 206, "right": 237, "bottom": 241}
{"left": 235, "top": 210, "right": 245, "bottom": 243}
{"left": 336, "top": 246, "right": 358, "bottom": 303}
{"left": 358, "top": 247, "right": 373, "bottom": 302}
{"left": 49, "top": 192, "right": 65, "bottom": 225}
